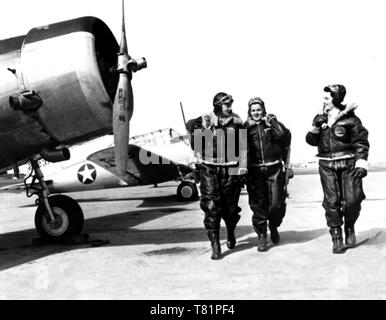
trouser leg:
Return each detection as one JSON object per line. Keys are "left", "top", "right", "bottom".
{"left": 199, "top": 165, "right": 221, "bottom": 233}
{"left": 247, "top": 167, "right": 268, "bottom": 251}
{"left": 319, "top": 162, "right": 343, "bottom": 228}
{"left": 247, "top": 167, "right": 268, "bottom": 233}
{"left": 267, "top": 164, "right": 287, "bottom": 229}
{"left": 199, "top": 165, "right": 222, "bottom": 259}
{"left": 342, "top": 162, "right": 366, "bottom": 226}
{"left": 218, "top": 168, "right": 242, "bottom": 249}
{"left": 341, "top": 161, "right": 366, "bottom": 246}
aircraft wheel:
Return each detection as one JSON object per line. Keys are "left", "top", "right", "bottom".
{"left": 35, "top": 195, "right": 84, "bottom": 241}
{"left": 177, "top": 181, "right": 198, "bottom": 202}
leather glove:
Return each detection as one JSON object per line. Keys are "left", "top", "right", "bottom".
{"left": 202, "top": 115, "right": 213, "bottom": 129}
{"left": 287, "top": 168, "right": 294, "bottom": 180}
{"left": 312, "top": 114, "right": 327, "bottom": 128}
{"left": 263, "top": 114, "right": 276, "bottom": 126}
{"left": 309, "top": 126, "right": 321, "bottom": 134}
{"left": 353, "top": 167, "right": 367, "bottom": 179}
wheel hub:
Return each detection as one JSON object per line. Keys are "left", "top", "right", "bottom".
{"left": 42, "top": 207, "right": 69, "bottom": 236}
{"left": 181, "top": 186, "right": 193, "bottom": 199}
{"left": 48, "top": 215, "right": 63, "bottom": 230}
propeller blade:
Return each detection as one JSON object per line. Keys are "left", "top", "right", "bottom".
{"left": 113, "top": 0, "right": 133, "bottom": 179}
{"left": 113, "top": 0, "right": 147, "bottom": 180}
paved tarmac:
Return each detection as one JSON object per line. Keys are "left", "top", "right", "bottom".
{"left": 0, "top": 171, "right": 385, "bottom": 300}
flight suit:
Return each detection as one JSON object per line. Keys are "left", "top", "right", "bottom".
{"left": 244, "top": 116, "right": 291, "bottom": 236}
{"left": 187, "top": 111, "right": 247, "bottom": 255}
{"left": 306, "top": 113, "right": 369, "bottom": 228}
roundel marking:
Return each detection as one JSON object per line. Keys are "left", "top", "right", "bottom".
{"left": 334, "top": 126, "right": 346, "bottom": 138}
{"left": 77, "top": 163, "right": 97, "bottom": 185}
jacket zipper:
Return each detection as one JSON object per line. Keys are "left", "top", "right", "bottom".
{"left": 328, "top": 127, "right": 333, "bottom": 160}
{"left": 258, "top": 124, "right": 265, "bottom": 164}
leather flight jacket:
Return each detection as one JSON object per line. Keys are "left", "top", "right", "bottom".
{"left": 187, "top": 112, "right": 247, "bottom": 168}
{"left": 244, "top": 117, "right": 291, "bottom": 166}
{"left": 306, "top": 112, "right": 369, "bottom": 161}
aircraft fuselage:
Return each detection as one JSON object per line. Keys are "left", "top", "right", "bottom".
{"left": 0, "top": 16, "right": 119, "bottom": 169}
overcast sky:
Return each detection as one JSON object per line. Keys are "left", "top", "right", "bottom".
{"left": 1, "top": 0, "right": 385, "bottom": 163}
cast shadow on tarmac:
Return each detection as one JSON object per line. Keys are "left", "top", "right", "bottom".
{"left": 2, "top": 206, "right": 384, "bottom": 271}
{"left": 0, "top": 204, "right": 186, "bottom": 271}
{"left": 0, "top": 225, "right": 327, "bottom": 270}
{"left": 220, "top": 229, "right": 328, "bottom": 257}
{"left": 221, "top": 228, "right": 384, "bottom": 257}
{"left": 1, "top": 189, "right": 385, "bottom": 271}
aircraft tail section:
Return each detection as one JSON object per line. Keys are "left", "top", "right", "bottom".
{"left": 88, "top": 145, "right": 191, "bottom": 186}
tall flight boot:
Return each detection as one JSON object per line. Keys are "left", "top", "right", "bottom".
{"left": 269, "top": 223, "right": 280, "bottom": 244}
{"left": 207, "top": 230, "right": 222, "bottom": 260}
{"left": 330, "top": 227, "right": 345, "bottom": 254}
{"left": 226, "top": 216, "right": 241, "bottom": 249}
{"left": 254, "top": 225, "right": 268, "bottom": 252}
{"left": 344, "top": 222, "right": 356, "bottom": 247}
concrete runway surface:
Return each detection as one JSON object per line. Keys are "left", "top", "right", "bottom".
{"left": 0, "top": 171, "right": 385, "bottom": 300}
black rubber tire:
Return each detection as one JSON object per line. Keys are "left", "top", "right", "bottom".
{"left": 34, "top": 194, "right": 84, "bottom": 240}
{"left": 177, "top": 181, "right": 199, "bottom": 202}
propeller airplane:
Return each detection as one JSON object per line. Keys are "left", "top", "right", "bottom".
{"left": 0, "top": 0, "right": 147, "bottom": 240}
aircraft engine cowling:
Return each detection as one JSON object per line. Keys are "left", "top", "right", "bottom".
{"left": 0, "top": 16, "right": 119, "bottom": 169}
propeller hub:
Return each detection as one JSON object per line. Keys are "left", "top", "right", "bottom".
{"left": 127, "top": 57, "right": 147, "bottom": 72}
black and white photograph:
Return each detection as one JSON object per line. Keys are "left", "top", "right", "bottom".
{"left": 0, "top": 0, "right": 385, "bottom": 306}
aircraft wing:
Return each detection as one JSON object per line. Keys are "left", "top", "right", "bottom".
{"left": 87, "top": 144, "right": 192, "bottom": 187}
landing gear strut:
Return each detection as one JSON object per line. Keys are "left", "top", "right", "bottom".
{"left": 25, "top": 155, "right": 84, "bottom": 241}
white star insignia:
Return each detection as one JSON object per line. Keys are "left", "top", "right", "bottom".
{"left": 77, "top": 164, "right": 97, "bottom": 184}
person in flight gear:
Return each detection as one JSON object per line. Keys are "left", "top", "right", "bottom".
{"left": 244, "top": 97, "right": 291, "bottom": 252}
{"left": 306, "top": 84, "right": 369, "bottom": 254}
{"left": 186, "top": 92, "right": 247, "bottom": 260}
